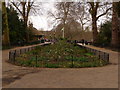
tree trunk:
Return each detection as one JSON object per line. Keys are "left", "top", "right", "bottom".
{"left": 22, "top": 15, "right": 29, "bottom": 42}
{"left": 25, "top": 19, "right": 29, "bottom": 42}
{"left": 117, "top": 3, "right": 120, "bottom": 47}
{"left": 2, "top": 2, "right": 10, "bottom": 46}
{"left": 22, "top": 2, "right": 29, "bottom": 42}
{"left": 89, "top": 2, "right": 99, "bottom": 44}
{"left": 92, "top": 17, "right": 98, "bottom": 44}
{"left": 118, "top": 17, "right": 120, "bottom": 46}
{"left": 111, "top": 2, "right": 119, "bottom": 48}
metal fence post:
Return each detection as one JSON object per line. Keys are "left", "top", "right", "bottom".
{"left": 98, "top": 51, "right": 100, "bottom": 59}
{"left": 103, "top": 52, "right": 106, "bottom": 60}
{"left": 13, "top": 50, "right": 16, "bottom": 63}
{"left": 25, "top": 48, "right": 26, "bottom": 53}
{"left": 71, "top": 56, "right": 74, "bottom": 68}
{"left": 20, "top": 49, "right": 22, "bottom": 54}
{"left": 36, "top": 55, "right": 38, "bottom": 67}
{"left": 9, "top": 51, "right": 11, "bottom": 61}
{"left": 107, "top": 54, "right": 109, "bottom": 63}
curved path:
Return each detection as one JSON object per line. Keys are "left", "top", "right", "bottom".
{"left": 2, "top": 44, "right": 119, "bottom": 88}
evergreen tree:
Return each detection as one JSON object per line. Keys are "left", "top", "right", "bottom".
{"left": 6, "top": 6, "right": 26, "bottom": 45}
{"left": 97, "top": 21, "right": 112, "bottom": 46}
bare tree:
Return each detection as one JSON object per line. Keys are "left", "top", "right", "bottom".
{"left": 88, "top": 2, "right": 112, "bottom": 44}
{"left": 71, "top": 2, "right": 90, "bottom": 31}
{"left": 49, "top": 2, "right": 78, "bottom": 39}
{"left": 9, "top": 0, "right": 41, "bottom": 42}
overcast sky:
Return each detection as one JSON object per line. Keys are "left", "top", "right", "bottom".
{"left": 29, "top": 2, "right": 112, "bottom": 31}
{"left": 6, "top": 1, "right": 112, "bottom": 31}
{"left": 29, "top": 2, "right": 56, "bottom": 31}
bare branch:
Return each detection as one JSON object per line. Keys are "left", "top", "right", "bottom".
{"left": 97, "top": 7, "right": 112, "bottom": 20}
{"left": 11, "top": 2, "right": 23, "bottom": 15}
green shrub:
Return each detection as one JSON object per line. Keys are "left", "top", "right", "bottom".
{"left": 96, "top": 21, "right": 112, "bottom": 47}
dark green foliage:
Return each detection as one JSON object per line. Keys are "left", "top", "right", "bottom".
{"left": 96, "top": 21, "right": 112, "bottom": 46}
{"left": 65, "top": 56, "right": 88, "bottom": 62}
{"left": 6, "top": 7, "right": 26, "bottom": 45}
{"left": 15, "top": 40, "right": 108, "bottom": 68}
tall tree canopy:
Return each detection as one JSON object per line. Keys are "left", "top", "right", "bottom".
{"left": 7, "top": 6, "right": 26, "bottom": 45}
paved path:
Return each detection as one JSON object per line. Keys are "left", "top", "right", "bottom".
{"left": 77, "top": 44, "right": 119, "bottom": 64}
{"left": 2, "top": 43, "right": 50, "bottom": 86}
{"left": 2, "top": 44, "right": 119, "bottom": 88}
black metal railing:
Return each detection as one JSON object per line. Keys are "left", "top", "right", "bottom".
{"left": 77, "top": 44, "right": 109, "bottom": 63}
{"left": 9, "top": 43, "right": 51, "bottom": 63}
{"left": 9, "top": 42, "right": 109, "bottom": 67}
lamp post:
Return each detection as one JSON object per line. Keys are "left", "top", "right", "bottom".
{"left": 61, "top": 27, "right": 64, "bottom": 39}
